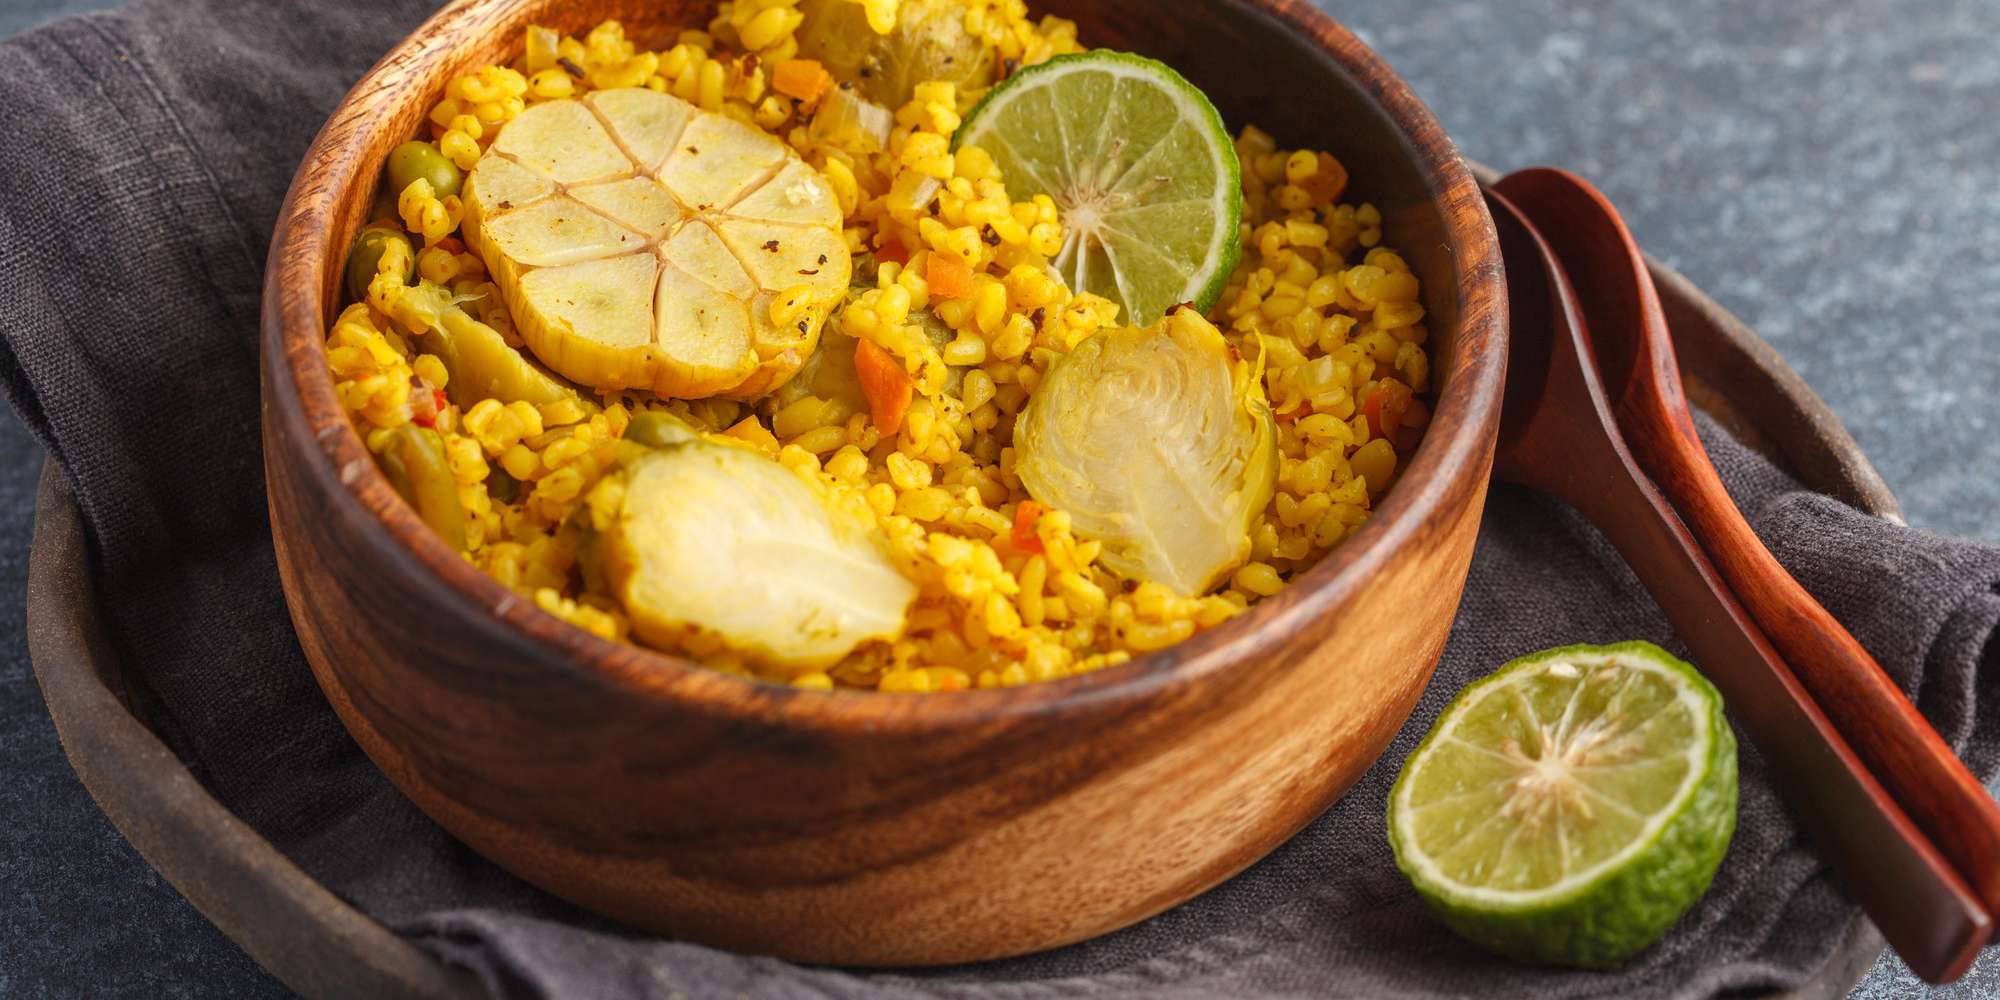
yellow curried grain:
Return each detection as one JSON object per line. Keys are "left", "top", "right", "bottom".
{"left": 326, "top": 6, "right": 1431, "bottom": 691}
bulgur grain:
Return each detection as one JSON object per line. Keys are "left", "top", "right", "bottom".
{"left": 327, "top": 1, "right": 1432, "bottom": 690}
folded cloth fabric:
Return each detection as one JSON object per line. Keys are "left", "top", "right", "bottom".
{"left": 2, "top": 0, "right": 1996, "bottom": 997}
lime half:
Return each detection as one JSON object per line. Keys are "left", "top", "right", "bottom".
{"left": 954, "top": 52, "right": 1241, "bottom": 326}
{"left": 1387, "top": 641, "right": 1738, "bottom": 969}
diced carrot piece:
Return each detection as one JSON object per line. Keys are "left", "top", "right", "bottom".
{"left": 876, "top": 240, "right": 910, "bottom": 267}
{"left": 925, "top": 252, "right": 973, "bottom": 299}
{"left": 853, "top": 338, "right": 914, "bottom": 435}
{"left": 772, "top": 59, "right": 833, "bottom": 104}
{"left": 1361, "top": 379, "right": 1413, "bottom": 440}
{"left": 1012, "top": 500, "right": 1046, "bottom": 553}
{"left": 1297, "top": 151, "right": 1349, "bottom": 204}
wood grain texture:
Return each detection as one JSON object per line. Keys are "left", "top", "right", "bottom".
{"left": 1485, "top": 184, "right": 1987, "bottom": 984}
{"left": 258, "top": 0, "right": 1505, "bottom": 965}
{"left": 1494, "top": 168, "right": 2000, "bottom": 941}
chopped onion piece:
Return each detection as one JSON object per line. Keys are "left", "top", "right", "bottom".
{"left": 809, "top": 84, "right": 895, "bottom": 154}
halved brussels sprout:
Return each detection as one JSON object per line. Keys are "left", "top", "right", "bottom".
{"left": 387, "top": 280, "right": 585, "bottom": 409}
{"left": 377, "top": 424, "right": 467, "bottom": 551}
{"left": 794, "top": 0, "right": 999, "bottom": 109}
{"left": 1014, "top": 308, "right": 1277, "bottom": 596}
{"left": 589, "top": 440, "right": 916, "bottom": 674}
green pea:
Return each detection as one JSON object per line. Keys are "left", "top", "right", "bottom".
{"left": 623, "top": 410, "right": 701, "bottom": 449}
{"left": 344, "top": 226, "right": 415, "bottom": 303}
{"left": 377, "top": 425, "right": 468, "bottom": 551}
{"left": 386, "top": 140, "right": 463, "bottom": 200}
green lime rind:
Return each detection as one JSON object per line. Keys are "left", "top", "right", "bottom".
{"left": 953, "top": 51, "right": 1242, "bottom": 324}
{"left": 1386, "top": 641, "right": 1739, "bottom": 969}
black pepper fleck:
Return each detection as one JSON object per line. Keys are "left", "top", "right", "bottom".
{"left": 981, "top": 225, "right": 1001, "bottom": 245}
{"left": 763, "top": 239, "right": 781, "bottom": 252}
{"left": 558, "top": 57, "right": 585, "bottom": 78}
{"left": 798, "top": 267, "right": 820, "bottom": 275}
{"left": 1030, "top": 307, "right": 1046, "bottom": 327}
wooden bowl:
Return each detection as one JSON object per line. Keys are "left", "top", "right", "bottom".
{"left": 260, "top": 0, "right": 1506, "bottom": 966}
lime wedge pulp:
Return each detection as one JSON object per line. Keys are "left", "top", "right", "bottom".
{"left": 1387, "top": 641, "right": 1739, "bottom": 969}
{"left": 953, "top": 51, "right": 1241, "bottom": 326}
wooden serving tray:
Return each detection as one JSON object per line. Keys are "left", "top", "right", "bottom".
{"left": 26, "top": 248, "right": 1896, "bottom": 998}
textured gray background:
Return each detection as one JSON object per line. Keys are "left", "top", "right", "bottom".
{"left": 1, "top": 0, "right": 1995, "bottom": 996}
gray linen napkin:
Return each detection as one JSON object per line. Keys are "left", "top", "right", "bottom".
{"left": 3, "top": 1, "right": 1996, "bottom": 997}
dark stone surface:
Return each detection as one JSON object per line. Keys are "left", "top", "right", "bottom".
{"left": 0, "top": 417, "right": 288, "bottom": 999}
{"left": 1355, "top": 0, "right": 2000, "bottom": 548}
{"left": 0, "top": 0, "right": 1993, "bottom": 997}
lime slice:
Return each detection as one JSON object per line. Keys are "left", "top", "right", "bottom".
{"left": 954, "top": 52, "right": 1241, "bottom": 326}
{"left": 1387, "top": 641, "right": 1738, "bottom": 968}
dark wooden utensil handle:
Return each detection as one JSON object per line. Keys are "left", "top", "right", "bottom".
{"left": 1497, "top": 167, "right": 2000, "bottom": 935}
{"left": 1486, "top": 189, "right": 1990, "bottom": 983}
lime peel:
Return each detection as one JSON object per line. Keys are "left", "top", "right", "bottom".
{"left": 1387, "top": 641, "right": 1739, "bottom": 969}
{"left": 953, "top": 51, "right": 1242, "bottom": 326}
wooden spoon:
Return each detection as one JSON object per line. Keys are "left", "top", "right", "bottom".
{"left": 1496, "top": 166, "right": 2000, "bottom": 936}
{"left": 1484, "top": 187, "right": 1989, "bottom": 982}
